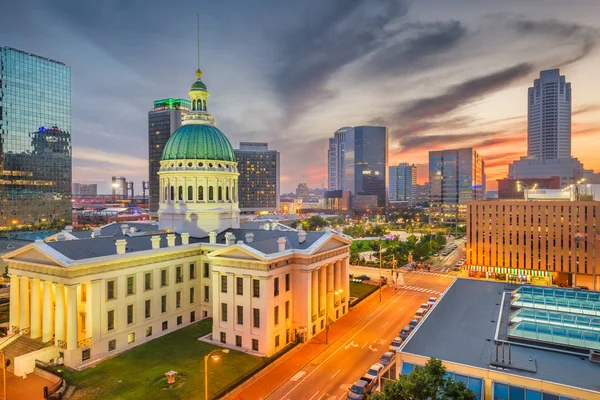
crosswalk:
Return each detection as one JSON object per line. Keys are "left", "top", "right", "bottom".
{"left": 400, "top": 285, "right": 443, "bottom": 295}
{"left": 410, "top": 270, "right": 453, "bottom": 278}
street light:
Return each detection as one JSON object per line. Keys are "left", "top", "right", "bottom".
{"left": 325, "top": 289, "right": 343, "bottom": 344}
{"left": 204, "top": 349, "right": 229, "bottom": 400}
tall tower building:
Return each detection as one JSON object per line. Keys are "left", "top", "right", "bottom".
{"left": 0, "top": 47, "right": 72, "bottom": 229}
{"left": 235, "top": 142, "right": 280, "bottom": 212}
{"left": 389, "top": 163, "right": 417, "bottom": 204}
{"left": 528, "top": 69, "right": 571, "bottom": 160}
{"left": 343, "top": 126, "right": 388, "bottom": 210}
{"left": 429, "top": 148, "right": 485, "bottom": 226}
{"left": 327, "top": 127, "right": 351, "bottom": 191}
{"left": 148, "top": 98, "right": 190, "bottom": 214}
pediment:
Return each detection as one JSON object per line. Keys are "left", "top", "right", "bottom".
{"left": 209, "top": 245, "right": 266, "bottom": 261}
{"left": 4, "top": 246, "right": 64, "bottom": 267}
{"left": 312, "top": 235, "right": 351, "bottom": 254}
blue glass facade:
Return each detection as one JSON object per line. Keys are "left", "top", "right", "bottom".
{"left": 493, "top": 382, "right": 574, "bottom": 400}
{"left": 0, "top": 47, "right": 71, "bottom": 229}
{"left": 400, "top": 362, "right": 483, "bottom": 400}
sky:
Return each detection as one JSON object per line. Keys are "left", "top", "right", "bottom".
{"left": 2, "top": 0, "right": 600, "bottom": 194}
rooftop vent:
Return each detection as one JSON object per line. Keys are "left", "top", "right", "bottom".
{"left": 277, "top": 237, "right": 287, "bottom": 252}
{"left": 115, "top": 239, "right": 127, "bottom": 255}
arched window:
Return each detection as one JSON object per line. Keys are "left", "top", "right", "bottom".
{"left": 198, "top": 186, "right": 204, "bottom": 201}
{"left": 232, "top": 183, "right": 236, "bottom": 201}
{"left": 192, "top": 99, "right": 196, "bottom": 110}
{"left": 170, "top": 186, "right": 175, "bottom": 201}
{"left": 187, "top": 186, "right": 193, "bottom": 201}
{"left": 209, "top": 186, "right": 214, "bottom": 201}
{"left": 226, "top": 186, "right": 230, "bottom": 201}
{"left": 178, "top": 186, "right": 183, "bottom": 201}
{"left": 218, "top": 186, "right": 223, "bottom": 201}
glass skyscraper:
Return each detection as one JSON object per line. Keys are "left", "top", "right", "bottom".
{"left": 0, "top": 47, "right": 72, "bottom": 229}
{"left": 389, "top": 163, "right": 417, "bottom": 205}
{"left": 235, "top": 142, "right": 280, "bottom": 212}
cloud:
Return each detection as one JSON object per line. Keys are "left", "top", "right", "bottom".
{"left": 399, "top": 131, "right": 500, "bottom": 151}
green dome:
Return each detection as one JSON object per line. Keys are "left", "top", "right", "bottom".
{"left": 161, "top": 124, "right": 235, "bottom": 162}
{"left": 191, "top": 80, "right": 207, "bottom": 91}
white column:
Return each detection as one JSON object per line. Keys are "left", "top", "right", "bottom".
{"left": 9, "top": 275, "right": 20, "bottom": 332}
{"left": 319, "top": 267, "right": 326, "bottom": 316}
{"left": 66, "top": 285, "right": 78, "bottom": 351}
{"left": 311, "top": 270, "right": 318, "bottom": 319}
{"left": 55, "top": 284, "right": 65, "bottom": 344}
{"left": 327, "top": 263, "right": 334, "bottom": 314}
{"left": 90, "top": 280, "right": 102, "bottom": 349}
{"left": 30, "top": 278, "right": 42, "bottom": 338}
{"left": 344, "top": 258, "right": 350, "bottom": 306}
{"left": 42, "top": 281, "right": 54, "bottom": 342}
{"left": 335, "top": 260, "right": 342, "bottom": 292}
{"left": 19, "top": 277, "right": 30, "bottom": 331}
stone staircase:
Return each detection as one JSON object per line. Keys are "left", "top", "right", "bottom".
{"left": 3, "top": 335, "right": 45, "bottom": 372}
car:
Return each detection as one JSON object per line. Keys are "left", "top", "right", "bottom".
{"left": 409, "top": 319, "right": 419, "bottom": 329}
{"left": 414, "top": 309, "right": 426, "bottom": 321}
{"left": 453, "top": 266, "right": 461, "bottom": 271}
{"left": 347, "top": 379, "right": 369, "bottom": 400}
{"left": 389, "top": 337, "right": 403, "bottom": 352}
{"left": 420, "top": 303, "right": 429, "bottom": 310}
{"left": 365, "top": 363, "right": 384, "bottom": 380}
{"left": 356, "top": 275, "right": 371, "bottom": 281}
{"left": 428, "top": 297, "right": 437, "bottom": 306}
{"left": 399, "top": 326, "right": 411, "bottom": 339}
{"left": 379, "top": 352, "right": 395, "bottom": 366}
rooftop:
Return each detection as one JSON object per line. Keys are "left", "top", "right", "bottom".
{"left": 400, "top": 279, "right": 600, "bottom": 394}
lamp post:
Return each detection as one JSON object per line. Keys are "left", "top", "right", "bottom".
{"left": 325, "top": 289, "right": 343, "bottom": 344}
{"left": 204, "top": 349, "right": 229, "bottom": 400}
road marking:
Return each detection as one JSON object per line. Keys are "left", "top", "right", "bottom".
{"left": 290, "top": 371, "right": 306, "bottom": 382}
{"left": 361, "top": 342, "right": 368, "bottom": 349}
{"left": 278, "top": 292, "right": 408, "bottom": 399}
{"left": 331, "top": 369, "right": 341, "bottom": 379}
{"left": 344, "top": 341, "right": 359, "bottom": 350}
{"left": 368, "top": 345, "right": 378, "bottom": 352}
{"left": 308, "top": 390, "right": 320, "bottom": 400}
{"left": 382, "top": 321, "right": 389, "bottom": 327}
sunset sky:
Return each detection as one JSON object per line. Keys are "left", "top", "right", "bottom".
{"left": 2, "top": 0, "right": 600, "bottom": 193}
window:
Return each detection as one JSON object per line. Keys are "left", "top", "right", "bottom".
{"left": 236, "top": 335, "right": 242, "bottom": 347}
{"left": 162, "top": 321, "right": 168, "bottom": 331}
{"left": 144, "top": 272, "right": 152, "bottom": 291}
{"left": 187, "top": 185, "right": 193, "bottom": 201}
{"left": 252, "top": 339, "right": 258, "bottom": 351}
{"left": 221, "top": 303, "right": 228, "bottom": 322}
{"left": 170, "top": 186, "right": 174, "bottom": 201}
{"left": 178, "top": 186, "right": 183, "bottom": 201}
{"left": 204, "top": 286, "right": 210, "bottom": 302}
{"left": 198, "top": 186, "right": 204, "bottom": 201}
{"left": 189, "top": 263, "right": 196, "bottom": 279}
{"left": 190, "top": 287, "right": 195, "bottom": 304}
{"left": 275, "top": 335, "right": 280, "bottom": 347}
{"left": 176, "top": 266, "right": 183, "bottom": 283}
{"left": 190, "top": 311, "right": 196, "bottom": 322}
{"left": 253, "top": 279, "right": 260, "bottom": 298}
{"left": 236, "top": 277, "right": 243, "bottom": 295}
{"left": 203, "top": 263, "right": 209, "bottom": 278}
{"left": 274, "top": 306, "right": 279, "bottom": 326}
{"left": 81, "top": 284, "right": 87, "bottom": 302}
{"left": 285, "top": 301, "right": 290, "bottom": 319}
{"left": 220, "top": 332, "right": 226, "bottom": 343}
{"left": 107, "top": 310, "right": 115, "bottom": 331}
{"left": 146, "top": 327, "right": 152, "bottom": 337}
{"left": 209, "top": 186, "right": 214, "bottom": 200}
{"left": 127, "top": 304, "right": 134, "bottom": 324}
{"left": 145, "top": 300, "right": 151, "bottom": 318}
{"left": 161, "top": 269, "right": 168, "bottom": 287}
{"left": 221, "top": 276, "right": 227, "bottom": 293}
{"left": 253, "top": 308, "right": 260, "bottom": 328}
{"left": 108, "top": 339, "right": 116, "bottom": 351}
{"left": 226, "top": 186, "right": 230, "bottom": 200}
{"left": 274, "top": 277, "right": 279, "bottom": 296}
{"left": 128, "top": 333, "right": 135, "bottom": 344}
{"left": 82, "top": 349, "right": 91, "bottom": 361}
{"left": 161, "top": 295, "right": 167, "bottom": 313}
{"left": 286, "top": 329, "right": 290, "bottom": 344}
{"left": 177, "top": 316, "right": 183, "bottom": 325}
{"left": 237, "top": 305, "right": 243, "bottom": 325}
{"left": 285, "top": 273, "right": 290, "bottom": 291}
{"left": 80, "top": 313, "right": 87, "bottom": 331}
{"left": 127, "top": 276, "right": 135, "bottom": 295}
{"left": 107, "top": 280, "right": 116, "bottom": 300}
{"left": 218, "top": 186, "right": 223, "bottom": 200}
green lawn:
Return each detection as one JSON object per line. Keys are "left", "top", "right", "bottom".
{"left": 349, "top": 282, "right": 378, "bottom": 302}
{"left": 64, "top": 319, "right": 264, "bottom": 400}
{"left": 350, "top": 240, "right": 375, "bottom": 252}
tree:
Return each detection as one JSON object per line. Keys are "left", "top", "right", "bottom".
{"left": 371, "top": 358, "right": 476, "bottom": 400}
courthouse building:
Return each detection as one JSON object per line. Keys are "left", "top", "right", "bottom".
{"left": 2, "top": 61, "right": 351, "bottom": 373}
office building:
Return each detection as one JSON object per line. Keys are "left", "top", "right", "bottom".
{"left": 72, "top": 183, "right": 98, "bottom": 197}
{"left": 509, "top": 156, "right": 585, "bottom": 187}
{"left": 466, "top": 199, "right": 599, "bottom": 289}
{"left": 389, "top": 163, "right": 416, "bottom": 204}
{"left": 327, "top": 127, "right": 351, "bottom": 191}
{"left": 394, "top": 279, "right": 600, "bottom": 400}
{"left": 497, "top": 177, "right": 560, "bottom": 199}
{"left": 343, "top": 126, "right": 388, "bottom": 210}
{"left": 429, "top": 148, "right": 485, "bottom": 226}
{"left": 0, "top": 47, "right": 72, "bottom": 229}
{"left": 148, "top": 98, "right": 190, "bottom": 214}
{"left": 235, "top": 142, "right": 280, "bottom": 212}
{"left": 414, "top": 182, "right": 430, "bottom": 205}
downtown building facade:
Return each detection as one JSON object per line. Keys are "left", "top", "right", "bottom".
{"left": 327, "top": 127, "right": 351, "bottom": 191}
{"left": 148, "top": 98, "right": 190, "bottom": 214}
{"left": 72, "top": 183, "right": 98, "bottom": 196}
{"left": 429, "top": 148, "right": 485, "bottom": 226}
{"left": 0, "top": 47, "right": 72, "bottom": 229}
{"left": 2, "top": 61, "right": 351, "bottom": 373}
{"left": 389, "top": 163, "right": 416, "bottom": 205}
{"left": 235, "top": 142, "right": 280, "bottom": 213}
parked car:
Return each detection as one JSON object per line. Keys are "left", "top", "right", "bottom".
{"left": 453, "top": 265, "right": 461, "bottom": 271}
{"left": 399, "top": 326, "right": 411, "bottom": 339}
{"left": 357, "top": 275, "right": 371, "bottom": 281}
{"left": 379, "top": 352, "right": 395, "bottom": 366}
{"left": 428, "top": 297, "right": 437, "bottom": 306}
{"left": 365, "top": 363, "right": 384, "bottom": 380}
{"left": 420, "top": 303, "right": 429, "bottom": 310}
{"left": 414, "top": 309, "right": 426, "bottom": 321}
{"left": 389, "top": 337, "right": 403, "bottom": 352}
{"left": 347, "top": 379, "right": 370, "bottom": 400}
{"left": 409, "top": 319, "right": 419, "bottom": 329}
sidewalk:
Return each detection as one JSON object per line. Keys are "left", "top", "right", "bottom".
{"left": 224, "top": 285, "right": 398, "bottom": 400}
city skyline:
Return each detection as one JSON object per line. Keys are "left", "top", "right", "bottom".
{"left": 1, "top": 0, "right": 600, "bottom": 193}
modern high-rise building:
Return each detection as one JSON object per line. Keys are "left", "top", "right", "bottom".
{"left": 528, "top": 69, "right": 571, "bottom": 160}
{"left": 72, "top": 183, "right": 98, "bottom": 196}
{"left": 0, "top": 47, "right": 72, "bottom": 229}
{"left": 389, "top": 163, "right": 417, "bottom": 204}
{"left": 235, "top": 142, "right": 280, "bottom": 212}
{"left": 429, "top": 148, "right": 485, "bottom": 226}
{"left": 327, "top": 127, "right": 351, "bottom": 191}
{"left": 148, "top": 98, "right": 190, "bottom": 214}
{"left": 342, "top": 126, "right": 388, "bottom": 210}
{"left": 414, "top": 182, "right": 430, "bottom": 205}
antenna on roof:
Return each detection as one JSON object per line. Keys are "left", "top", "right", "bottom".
{"left": 197, "top": 14, "right": 201, "bottom": 70}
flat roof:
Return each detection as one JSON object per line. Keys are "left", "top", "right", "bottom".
{"left": 400, "top": 279, "right": 600, "bottom": 394}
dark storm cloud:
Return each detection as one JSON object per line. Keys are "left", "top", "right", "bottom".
{"left": 398, "top": 131, "right": 499, "bottom": 151}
